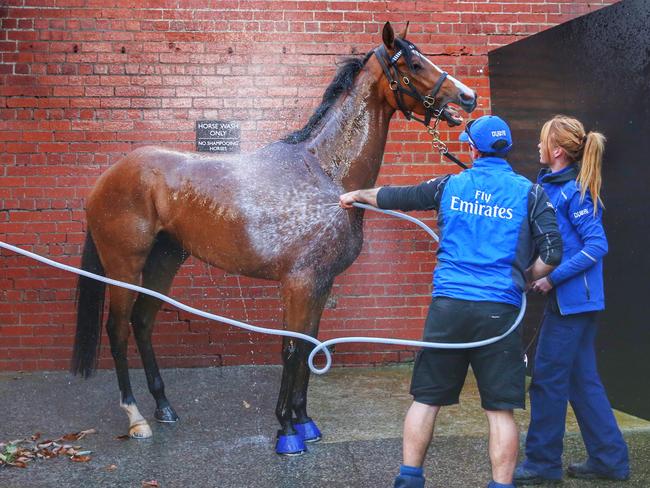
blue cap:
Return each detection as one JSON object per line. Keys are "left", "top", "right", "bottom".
{"left": 459, "top": 115, "right": 513, "bottom": 154}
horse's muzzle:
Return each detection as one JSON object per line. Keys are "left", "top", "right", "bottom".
{"left": 460, "top": 92, "right": 478, "bottom": 113}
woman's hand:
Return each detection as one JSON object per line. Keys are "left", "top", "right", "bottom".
{"left": 530, "top": 277, "right": 554, "bottom": 295}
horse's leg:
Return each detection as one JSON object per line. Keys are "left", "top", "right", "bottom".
{"left": 95, "top": 231, "right": 154, "bottom": 439}
{"left": 290, "top": 283, "right": 331, "bottom": 443}
{"left": 105, "top": 281, "right": 153, "bottom": 439}
{"left": 275, "top": 275, "right": 330, "bottom": 455}
{"left": 130, "top": 233, "right": 187, "bottom": 423}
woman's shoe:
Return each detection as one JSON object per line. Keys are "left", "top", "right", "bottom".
{"left": 567, "top": 461, "right": 630, "bottom": 481}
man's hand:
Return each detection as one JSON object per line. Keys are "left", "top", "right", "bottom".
{"left": 339, "top": 190, "right": 360, "bottom": 209}
{"left": 339, "top": 188, "right": 380, "bottom": 209}
{"left": 530, "top": 277, "right": 553, "bottom": 295}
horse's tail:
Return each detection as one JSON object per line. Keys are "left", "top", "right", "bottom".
{"left": 71, "top": 231, "right": 106, "bottom": 378}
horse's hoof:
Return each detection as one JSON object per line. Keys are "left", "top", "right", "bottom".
{"left": 294, "top": 420, "right": 322, "bottom": 443}
{"left": 155, "top": 406, "right": 179, "bottom": 423}
{"left": 129, "top": 421, "right": 153, "bottom": 439}
{"left": 275, "top": 433, "right": 307, "bottom": 456}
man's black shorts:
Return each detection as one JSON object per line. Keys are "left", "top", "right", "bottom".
{"left": 410, "top": 296, "right": 525, "bottom": 410}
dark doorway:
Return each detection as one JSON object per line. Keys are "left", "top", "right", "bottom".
{"left": 489, "top": 0, "right": 650, "bottom": 420}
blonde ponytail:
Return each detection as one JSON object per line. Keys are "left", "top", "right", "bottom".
{"left": 542, "top": 115, "right": 606, "bottom": 216}
{"left": 577, "top": 131, "right": 606, "bottom": 216}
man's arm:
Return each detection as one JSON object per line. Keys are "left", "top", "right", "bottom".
{"left": 339, "top": 176, "right": 450, "bottom": 212}
{"left": 526, "top": 184, "right": 562, "bottom": 288}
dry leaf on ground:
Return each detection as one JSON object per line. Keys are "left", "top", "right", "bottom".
{"left": 0, "top": 429, "right": 97, "bottom": 469}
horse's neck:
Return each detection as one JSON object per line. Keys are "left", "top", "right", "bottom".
{"left": 307, "top": 70, "right": 393, "bottom": 191}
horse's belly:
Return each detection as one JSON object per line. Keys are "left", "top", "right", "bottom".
{"left": 160, "top": 192, "right": 355, "bottom": 280}
{"left": 160, "top": 197, "right": 275, "bottom": 277}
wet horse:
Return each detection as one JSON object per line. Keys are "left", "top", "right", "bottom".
{"left": 71, "top": 22, "right": 477, "bottom": 455}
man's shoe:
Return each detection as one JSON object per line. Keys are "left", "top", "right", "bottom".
{"left": 487, "top": 481, "right": 515, "bottom": 488}
{"left": 393, "top": 474, "right": 425, "bottom": 488}
{"left": 567, "top": 461, "right": 630, "bottom": 481}
{"left": 513, "top": 465, "right": 561, "bottom": 486}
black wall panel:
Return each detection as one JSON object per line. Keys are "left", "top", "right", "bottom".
{"left": 489, "top": 0, "right": 650, "bottom": 420}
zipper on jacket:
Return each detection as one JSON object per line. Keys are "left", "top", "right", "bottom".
{"left": 583, "top": 272, "right": 591, "bottom": 300}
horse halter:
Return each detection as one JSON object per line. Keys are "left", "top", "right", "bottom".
{"left": 374, "top": 44, "right": 469, "bottom": 170}
{"left": 374, "top": 43, "right": 447, "bottom": 127}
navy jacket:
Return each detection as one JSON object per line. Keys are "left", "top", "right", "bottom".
{"left": 539, "top": 165, "right": 608, "bottom": 314}
{"left": 377, "top": 157, "right": 562, "bottom": 307}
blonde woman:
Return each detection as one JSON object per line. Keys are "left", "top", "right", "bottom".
{"left": 514, "top": 116, "right": 630, "bottom": 485}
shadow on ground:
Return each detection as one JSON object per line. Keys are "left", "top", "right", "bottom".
{"left": 1, "top": 365, "right": 648, "bottom": 487}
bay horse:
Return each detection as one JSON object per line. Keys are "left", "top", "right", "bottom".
{"left": 71, "top": 22, "right": 477, "bottom": 455}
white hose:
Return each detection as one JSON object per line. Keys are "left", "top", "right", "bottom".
{"left": 352, "top": 202, "right": 439, "bottom": 242}
{"left": 0, "top": 201, "right": 524, "bottom": 375}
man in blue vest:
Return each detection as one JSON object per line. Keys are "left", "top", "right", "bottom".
{"left": 340, "top": 115, "right": 563, "bottom": 488}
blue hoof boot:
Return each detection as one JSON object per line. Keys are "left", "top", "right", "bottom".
{"left": 275, "top": 433, "right": 306, "bottom": 456}
{"left": 294, "top": 420, "right": 322, "bottom": 442}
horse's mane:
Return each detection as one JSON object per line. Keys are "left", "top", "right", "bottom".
{"left": 282, "top": 50, "right": 373, "bottom": 144}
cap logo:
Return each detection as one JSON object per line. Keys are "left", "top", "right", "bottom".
{"left": 491, "top": 130, "right": 506, "bottom": 137}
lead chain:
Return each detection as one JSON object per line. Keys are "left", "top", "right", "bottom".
{"left": 427, "top": 115, "right": 448, "bottom": 155}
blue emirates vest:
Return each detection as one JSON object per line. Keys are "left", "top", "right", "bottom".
{"left": 435, "top": 157, "right": 532, "bottom": 306}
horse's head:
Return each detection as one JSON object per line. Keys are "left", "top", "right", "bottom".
{"left": 374, "top": 22, "right": 477, "bottom": 127}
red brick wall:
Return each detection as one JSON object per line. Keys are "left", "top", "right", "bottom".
{"left": 0, "top": 1, "right": 616, "bottom": 371}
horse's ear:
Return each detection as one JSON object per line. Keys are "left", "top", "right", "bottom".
{"left": 382, "top": 21, "right": 395, "bottom": 49}
{"left": 400, "top": 21, "right": 410, "bottom": 39}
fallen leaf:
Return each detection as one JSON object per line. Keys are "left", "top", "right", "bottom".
{"left": 115, "top": 434, "right": 130, "bottom": 441}
{"left": 60, "top": 428, "right": 96, "bottom": 442}
{"left": 142, "top": 480, "right": 159, "bottom": 487}
{"left": 105, "top": 464, "right": 118, "bottom": 471}
{"left": 70, "top": 455, "right": 91, "bottom": 463}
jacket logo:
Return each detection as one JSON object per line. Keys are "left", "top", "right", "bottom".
{"left": 573, "top": 208, "right": 589, "bottom": 219}
{"left": 450, "top": 196, "right": 514, "bottom": 220}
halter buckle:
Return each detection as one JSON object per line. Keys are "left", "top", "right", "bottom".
{"left": 389, "top": 80, "right": 399, "bottom": 91}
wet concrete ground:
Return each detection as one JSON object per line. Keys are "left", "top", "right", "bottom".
{"left": 1, "top": 364, "right": 648, "bottom": 487}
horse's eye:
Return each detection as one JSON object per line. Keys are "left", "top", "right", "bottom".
{"left": 412, "top": 63, "right": 423, "bottom": 72}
